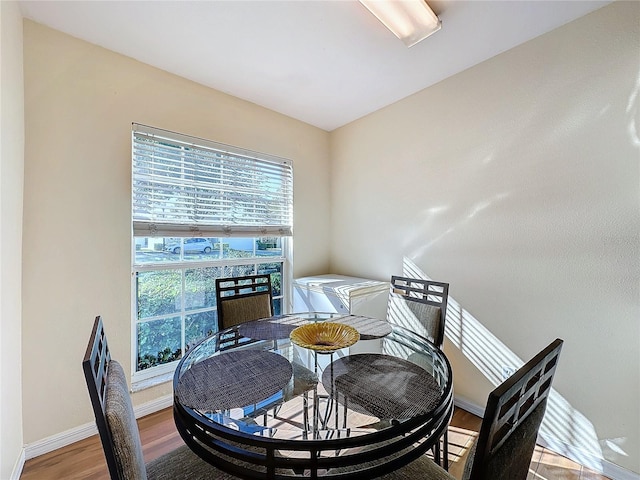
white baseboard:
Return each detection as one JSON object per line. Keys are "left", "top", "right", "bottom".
{"left": 11, "top": 449, "right": 25, "bottom": 480}
{"left": 132, "top": 393, "right": 173, "bottom": 418}
{"left": 454, "top": 394, "right": 485, "bottom": 418}
{"left": 538, "top": 436, "right": 640, "bottom": 480}
{"left": 23, "top": 393, "right": 173, "bottom": 461}
{"left": 25, "top": 422, "right": 98, "bottom": 460}
{"left": 601, "top": 461, "right": 639, "bottom": 480}
{"left": 453, "top": 394, "right": 639, "bottom": 480}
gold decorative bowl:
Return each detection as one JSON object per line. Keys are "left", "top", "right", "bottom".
{"left": 290, "top": 322, "right": 360, "bottom": 353}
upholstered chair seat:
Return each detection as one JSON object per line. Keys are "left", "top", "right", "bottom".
{"left": 376, "top": 454, "right": 456, "bottom": 480}
{"left": 145, "top": 443, "right": 242, "bottom": 479}
{"left": 215, "top": 274, "right": 273, "bottom": 331}
{"left": 387, "top": 276, "right": 449, "bottom": 349}
{"left": 375, "top": 339, "right": 563, "bottom": 480}
{"left": 83, "top": 316, "right": 239, "bottom": 480}
{"left": 219, "top": 293, "right": 273, "bottom": 329}
{"left": 105, "top": 360, "right": 238, "bottom": 480}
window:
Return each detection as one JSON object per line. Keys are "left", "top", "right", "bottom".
{"left": 131, "top": 124, "right": 293, "bottom": 381}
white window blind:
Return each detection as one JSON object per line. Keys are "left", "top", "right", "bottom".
{"left": 132, "top": 124, "right": 293, "bottom": 237}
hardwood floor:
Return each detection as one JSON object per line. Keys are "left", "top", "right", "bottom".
{"left": 20, "top": 407, "right": 611, "bottom": 480}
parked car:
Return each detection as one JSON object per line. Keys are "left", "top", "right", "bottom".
{"left": 165, "top": 238, "right": 213, "bottom": 254}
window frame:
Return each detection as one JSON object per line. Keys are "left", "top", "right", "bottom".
{"left": 130, "top": 125, "right": 293, "bottom": 388}
{"left": 130, "top": 240, "right": 291, "bottom": 387}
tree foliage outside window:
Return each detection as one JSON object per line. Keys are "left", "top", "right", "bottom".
{"left": 134, "top": 238, "right": 285, "bottom": 371}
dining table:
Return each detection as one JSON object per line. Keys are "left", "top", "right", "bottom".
{"left": 173, "top": 312, "right": 454, "bottom": 480}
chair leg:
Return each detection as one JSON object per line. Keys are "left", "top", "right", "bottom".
{"left": 442, "top": 429, "right": 449, "bottom": 470}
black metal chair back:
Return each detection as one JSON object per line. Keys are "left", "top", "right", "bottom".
{"left": 389, "top": 276, "right": 449, "bottom": 347}
{"left": 215, "top": 274, "right": 273, "bottom": 331}
{"left": 467, "top": 338, "right": 564, "bottom": 480}
{"left": 82, "top": 316, "right": 119, "bottom": 480}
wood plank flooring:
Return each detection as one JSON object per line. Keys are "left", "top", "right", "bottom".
{"left": 20, "top": 407, "right": 611, "bottom": 480}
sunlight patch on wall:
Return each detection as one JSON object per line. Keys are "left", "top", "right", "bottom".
{"left": 401, "top": 256, "right": 612, "bottom": 472}
{"left": 407, "top": 192, "right": 509, "bottom": 253}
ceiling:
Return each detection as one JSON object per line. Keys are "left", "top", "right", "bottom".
{"left": 18, "top": 0, "right": 611, "bottom": 131}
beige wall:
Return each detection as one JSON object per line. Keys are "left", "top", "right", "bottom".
{"left": 22, "top": 20, "right": 331, "bottom": 444}
{"left": 18, "top": 1, "right": 640, "bottom": 478}
{"left": 330, "top": 1, "right": 639, "bottom": 475}
{"left": 0, "top": 1, "right": 25, "bottom": 478}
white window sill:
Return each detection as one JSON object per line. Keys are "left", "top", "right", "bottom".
{"left": 131, "top": 370, "right": 174, "bottom": 393}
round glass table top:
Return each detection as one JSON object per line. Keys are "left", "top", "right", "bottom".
{"left": 173, "top": 312, "right": 453, "bottom": 479}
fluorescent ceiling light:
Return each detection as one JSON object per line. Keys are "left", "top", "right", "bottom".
{"left": 360, "top": 0, "right": 442, "bottom": 47}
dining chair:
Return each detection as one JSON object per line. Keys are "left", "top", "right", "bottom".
{"left": 215, "top": 273, "right": 273, "bottom": 331}
{"left": 82, "top": 316, "right": 238, "bottom": 480}
{"left": 375, "top": 338, "right": 564, "bottom": 480}
{"left": 387, "top": 276, "right": 449, "bottom": 349}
